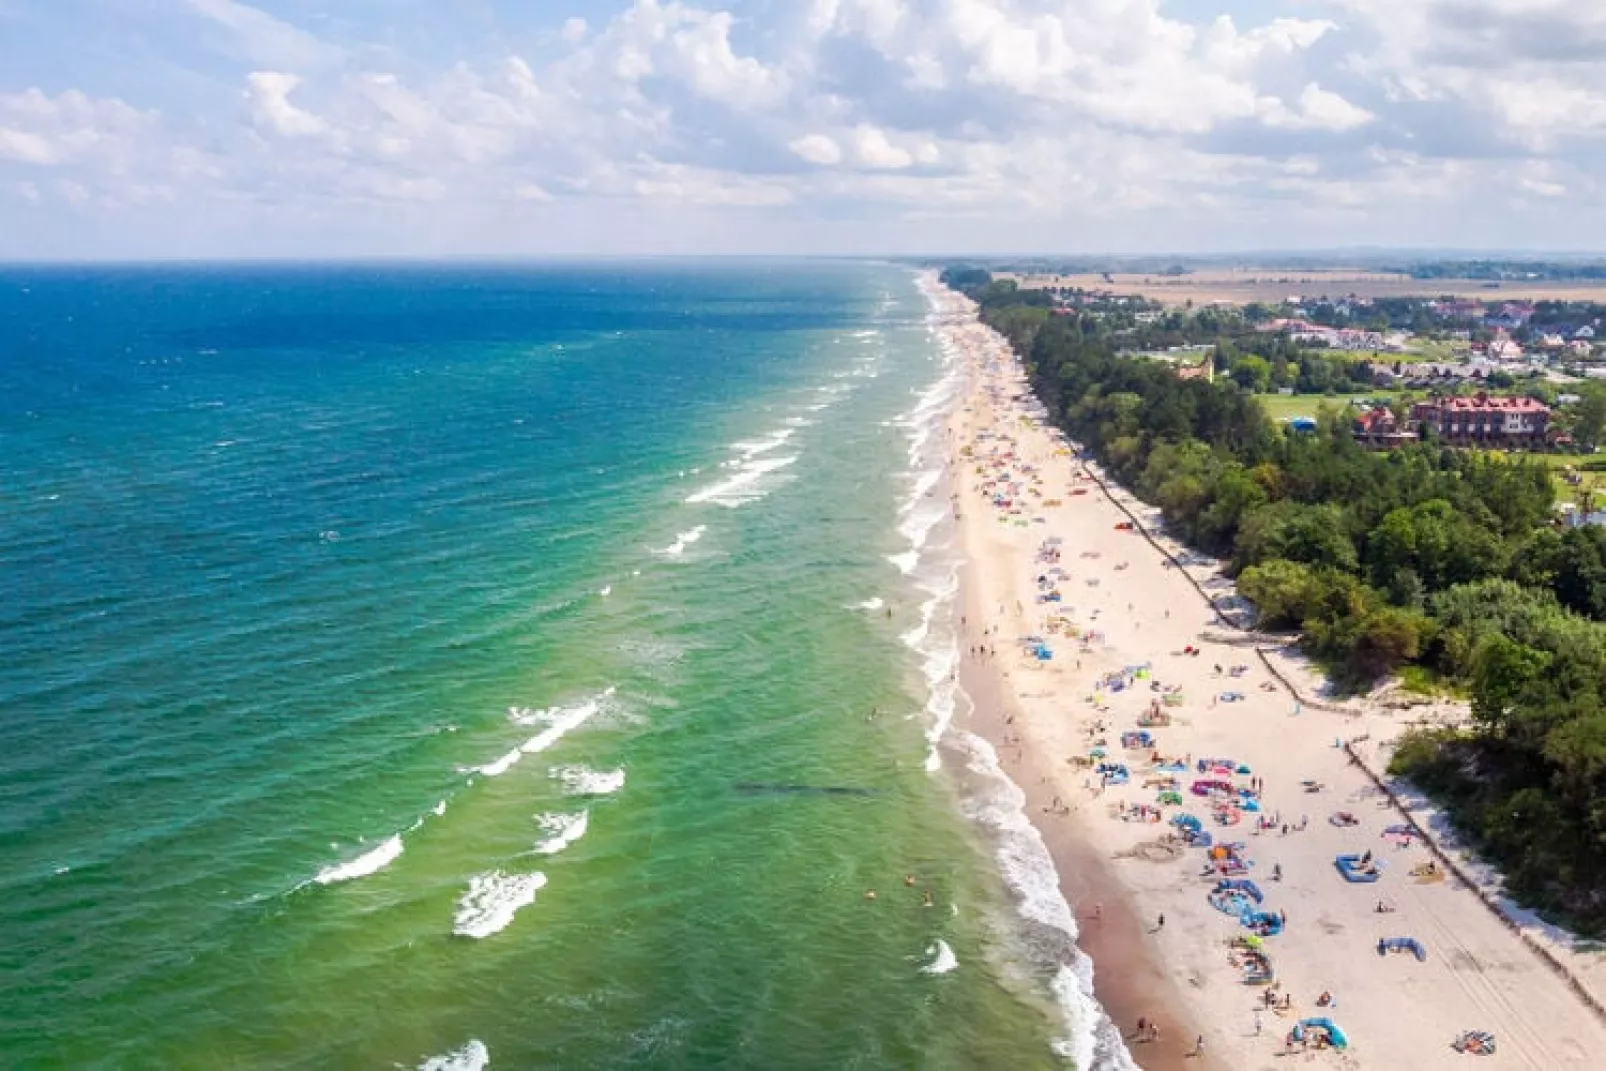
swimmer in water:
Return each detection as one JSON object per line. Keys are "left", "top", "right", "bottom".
{"left": 922, "top": 890, "right": 934, "bottom": 908}
{"left": 905, "top": 874, "right": 917, "bottom": 887}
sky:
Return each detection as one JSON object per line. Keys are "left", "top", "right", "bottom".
{"left": 2, "top": 0, "right": 1605, "bottom": 259}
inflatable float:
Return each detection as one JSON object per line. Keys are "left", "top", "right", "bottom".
{"left": 1377, "top": 936, "right": 1427, "bottom": 961}
{"left": 1335, "top": 854, "right": 1382, "bottom": 883}
{"left": 1096, "top": 763, "right": 1129, "bottom": 786}
{"left": 1243, "top": 909, "right": 1283, "bottom": 937}
{"left": 1290, "top": 1017, "right": 1348, "bottom": 1050}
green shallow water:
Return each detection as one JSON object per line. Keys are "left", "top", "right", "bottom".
{"left": 0, "top": 262, "right": 1087, "bottom": 1069}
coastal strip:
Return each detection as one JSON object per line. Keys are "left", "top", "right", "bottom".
{"left": 933, "top": 275, "right": 1606, "bottom": 1069}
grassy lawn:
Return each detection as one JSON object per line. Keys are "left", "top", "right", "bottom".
{"left": 1256, "top": 390, "right": 1406, "bottom": 422}
{"left": 1526, "top": 452, "right": 1606, "bottom": 503}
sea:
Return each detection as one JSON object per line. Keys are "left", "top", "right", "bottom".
{"left": 0, "top": 261, "right": 1132, "bottom": 1069}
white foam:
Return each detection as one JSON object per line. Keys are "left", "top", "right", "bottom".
{"left": 851, "top": 596, "right": 886, "bottom": 612}
{"left": 433, "top": 800, "right": 448, "bottom": 817}
{"left": 418, "top": 1039, "right": 489, "bottom": 1071}
{"left": 659, "top": 524, "right": 707, "bottom": 557}
{"left": 314, "top": 834, "right": 403, "bottom": 885}
{"left": 550, "top": 764, "right": 626, "bottom": 796}
{"left": 686, "top": 455, "right": 797, "bottom": 507}
{"left": 730, "top": 428, "right": 795, "bottom": 461}
{"left": 904, "top": 467, "right": 943, "bottom": 506}
{"left": 897, "top": 501, "right": 947, "bottom": 557}
{"left": 452, "top": 871, "right": 547, "bottom": 938}
{"left": 887, "top": 550, "right": 919, "bottom": 575}
{"left": 477, "top": 746, "right": 523, "bottom": 778}
{"left": 954, "top": 684, "right": 1132, "bottom": 1069}
{"left": 483, "top": 689, "right": 615, "bottom": 777}
{"left": 599, "top": 585, "right": 612, "bottom": 597}
{"left": 921, "top": 939, "right": 959, "bottom": 975}
{"left": 533, "top": 810, "right": 590, "bottom": 855}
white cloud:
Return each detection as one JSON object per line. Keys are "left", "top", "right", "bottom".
{"left": 851, "top": 124, "right": 913, "bottom": 168}
{"left": 183, "top": 0, "right": 343, "bottom": 69}
{"left": 789, "top": 133, "right": 842, "bottom": 165}
{"left": 1264, "top": 83, "right": 1375, "bottom": 131}
{"left": 632, "top": 161, "right": 794, "bottom": 205}
{"left": 561, "top": 17, "right": 589, "bottom": 44}
{"left": 11, "top": 0, "right": 1606, "bottom": 254}
{"left": 246, "top": 72, "right": 332, "bottom": 139}
{"left": 0, "top": 89, "right": 158, "bottom": 167}
{"left": 0, "top": 127, "right": 56, "bottom": 165}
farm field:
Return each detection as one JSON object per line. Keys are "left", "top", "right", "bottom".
{"left": 1003, "top": 269, "right": 1606, "bottom": 306}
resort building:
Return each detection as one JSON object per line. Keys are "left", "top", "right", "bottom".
{"left": 1408, "top": 393, "right": 1551, "bottom": 446}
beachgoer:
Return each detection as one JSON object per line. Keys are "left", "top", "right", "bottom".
{"left": 1272, "top": 864, "right": 1282, "bottom": 882}
{"left": 1156, "top": 913, "right": 1165, "bottom": 931}
{"left": 905, "top": 874, "right": 916, "bottom": 887}
{"left": 922, "top": 890, "right": 934, "bottom": 908}
{"left": 1254, "top": 1009, "right": 1263, "bottom": 1035}
{"left": 1192, "top": 1035, "right": 1206, "bottom": 1058}
{"left": 1135, "top": 1017, "right": 1147, "bottom": 1041}
{"left": 865, "top": 890, "right": 877, "bottom": 901}
{"left": 1094, "top": 901, "right": 1103, "bottom": 922}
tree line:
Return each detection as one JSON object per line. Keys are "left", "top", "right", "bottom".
{"left": 943, "top": 267, "right": 1606, "bottom": 931}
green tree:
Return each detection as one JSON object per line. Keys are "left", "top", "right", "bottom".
{"left": 1469, "top": 635, "right": 1552, "bottom": 738}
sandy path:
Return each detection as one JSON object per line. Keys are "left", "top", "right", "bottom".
{"left": 938, "top": 284, "right": 1606, "bottom": 1070}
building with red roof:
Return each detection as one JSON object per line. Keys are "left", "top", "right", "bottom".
{"left": 1409, "top": 393, "right": 1550, "bottom": 446}
{"left": 1353, "top": 406, "right": 1418, "bottom": 448}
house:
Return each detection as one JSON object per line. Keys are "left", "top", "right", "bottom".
{"left": 1485, "top": 302, "right": 1536, "bottom": 330}
{"left": 1579, "top": 326, "right": 1597, "bottom": 340}
{"left": 1353, "top": 406, "right": 1418, "bottom": 448}
{"left": 1568, "top": 339, "right": 1595, "bottom": 358}
{"left": 1434, "top": 299, "right": 1487, "bottom": 320}
{"left": 1488, "top": 338, "right": 1524, "bottom": 360}
{"left": 1409, "top": 393, "right": 1551, "bottom": 446}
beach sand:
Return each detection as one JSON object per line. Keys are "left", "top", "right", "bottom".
{"left": 936, "top": 281, "right": 1606, "bottom": 1070}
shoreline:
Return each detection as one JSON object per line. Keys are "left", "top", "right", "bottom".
{"left": 956, "top": 590, "right": 1204, "bottom": 1071}
{"left": 932, "top": 275, "right": 1606, "bottom": 1069}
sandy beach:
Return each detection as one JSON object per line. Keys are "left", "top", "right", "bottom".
{"left": 936, "top": 281, "right": 1606, "bottom": 1070}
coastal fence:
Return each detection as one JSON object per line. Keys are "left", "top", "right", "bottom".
{"left": 1074, "top": 462, "right": 1240, "bottom": 625}
{"left": 1342, "top": 743, "right": 1606, "bottom": 1026}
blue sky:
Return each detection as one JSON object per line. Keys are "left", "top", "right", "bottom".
{"left": 2, "top": 0, "right": 1605, "bottom": 258}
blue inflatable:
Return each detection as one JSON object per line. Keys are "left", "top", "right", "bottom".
{"left": 1377, "top": 936, "right": 1427, "bottom": 961}
{"left": 1097, "top": 763, "right": 1130, "bottom": 786}
{"left": 1215, "top": 879, "right": 1262, "bottom": 903}
{"left": 1243, "top": 910, "right": 1283, "bottom": 937}
{"left": 1290, "top": 1017, "right": 1348, "bottom": 1050}
{"left": 1335, "top": 854, "right": 1381, "bottom": 883}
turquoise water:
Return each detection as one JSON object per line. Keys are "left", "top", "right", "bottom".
{"left": 0, "top": 262, "right": 1094, "bottom": 1068}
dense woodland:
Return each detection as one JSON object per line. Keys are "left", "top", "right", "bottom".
{"left": 944, "top": 268, "right": 1606, "bottom": 931}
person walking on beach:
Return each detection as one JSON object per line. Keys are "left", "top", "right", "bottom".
{"left": 1191, "top": 1035, "right": 1206, "bottom": 1058}
{"left": 1156, "top": 912, "right": 1165, "bottom": 931}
